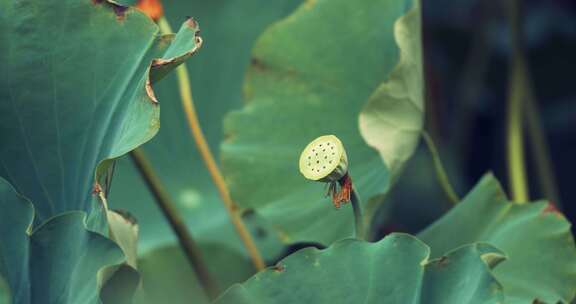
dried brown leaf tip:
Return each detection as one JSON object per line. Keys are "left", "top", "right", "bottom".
{"left": 436, "top": 256, "right": 450, "bottom": 268}
{"left": 185, "top": 17, "right": 198, "bottom": 29}
{"left": 145, "top": 77, "right": 158, "bottom": 104}
{"left": 91, "top": 0, "right": 129, "bottom": 20}
{"left": 542, "top": 201, "right": 563, "bottom": 218}
{"left": 92, "top": 182, "right": 103, "bottom": 195}
{"left": 112, "top": 5, "right": 128, "bottom": 19}
{"left": 135, "top": 0, "right": 164, "bottom": 21}
{"left": 272, "top": 264, "right": 285, "bottom": 273}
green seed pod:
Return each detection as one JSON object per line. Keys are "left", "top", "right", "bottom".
{"left": 299, "top": 135, "right": 348, "bottom": 182}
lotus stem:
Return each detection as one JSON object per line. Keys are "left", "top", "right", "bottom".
{"left": 349, "top": 186, "right": 365, "bottom": 240}
{"left": 422, "top": 131, "right": 460, "bottom": 205}
{"left": 156, "top": 17, "right": 266, "bottom": 271}
{"left": 129, "top": 148, "right": 219, "bottom": 299}
{"left": 506, "top": 0, "right": 529, "bottom": 203}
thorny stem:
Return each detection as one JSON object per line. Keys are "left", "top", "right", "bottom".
{"left": 422, "top": 131, "right": 460, "bottom": 205}
{"left": 506, "top": 0, "right": 529, "bottom": 203}
{"left": 156, "top": 17, "right": 266, "bottom": 270}
{"left": 129, "top": 148, "right": 219, "bottom": 299}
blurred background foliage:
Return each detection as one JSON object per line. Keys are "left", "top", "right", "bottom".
{"left": 111, "top": 0, "right": 301, "bottom": 256}
{"left": 418, "top": 0, "right": 575, "bottom": 229}
{"left": 106, "top": 0, "right": 576, "bottom": 301}
{"left": 111, "top": 0, "right": 576, "bottom": 248}
{"left": 0, "top": 0, "right": 576, "bottom": 303}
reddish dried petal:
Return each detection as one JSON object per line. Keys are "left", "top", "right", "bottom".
{"left": 136, "top": 0, "right": 164, "bottom": 21}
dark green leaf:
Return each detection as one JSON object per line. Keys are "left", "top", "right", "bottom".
{"left": 0, "top": 177, "right": 124, "bottom": 304}
{"left": 418, "top": 174, "right": 576, "bottom": 303}
{"left": 0, "top": 276, "right": 9, "bottom": 304}
{"left": 100, "top": 265, "right": 140, "bottom": 304}
{"left": 0, "top": 0, "right": 200, "bottom": 227}
{"left": 220, "top": 0, "right": 416, "bottom": 244}
{"left": 216, "top": 233, "right": 506, "bottom": 304}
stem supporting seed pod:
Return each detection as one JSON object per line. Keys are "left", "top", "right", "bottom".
{"left": 299, "top": 135, "right": 364, "bottom": 239}
{"left": 299, "top": 135, "right": 351, "bottom": 207}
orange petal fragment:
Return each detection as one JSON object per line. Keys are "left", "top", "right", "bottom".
{"left": 136, "top": 0, "right": 164, "bottom": 21}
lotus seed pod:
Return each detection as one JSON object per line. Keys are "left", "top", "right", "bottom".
{"left": 299, "top": 135, "right": 348, "bottom": 183}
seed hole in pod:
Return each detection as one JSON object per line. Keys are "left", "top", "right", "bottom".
{"left": 323, "top": 166, "right": 326, "bottom": 169}
{"left": 316, "top": 161, "right": 319, "bottom": 164}
{"left": 331, "top": 147, "right": 334, "bottom": 149}
{"left": 320, "top": 144, "right": 323, "bottom": 147}
{"left": 324, "top": 156, "right": 327, "bottom": 159}
{"left": 316, "top": 153, "right": 318, "bottom": 156}
{"left": 323, "top": 149, "right": 326, "bottom": 152}
{"left": 332, "top": 152, "right": 335, "bottom": 155}
{"left": 329, "top": 160, "right": 332, "bottom": 163}
{"left": 317, "top": 169, "right": 320, "bottom": 172}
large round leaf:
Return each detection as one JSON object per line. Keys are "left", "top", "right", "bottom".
{"left": 418, "top": 174, "right": 576, "bottom": 304}
{"left": 0, "top": 0, "right": 200, "bottom": 226}
{"left": 110, "top": 0, "right": 301, "bottom": 254}
{"left": 220, "top": 0, "right": 418, "bottom": 245}
{"left": 0, "top": 177, "right": 125, "bottom": 304}
{"left": 216, "top": 233, "right": 506, "bottom": 304}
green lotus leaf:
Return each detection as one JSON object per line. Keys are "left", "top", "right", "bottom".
{"left": 418, "top": 174, "right": 576, "bottom": 304}
{"left": 216, "top": 233, "right": 506, "bottom": 304}
{"left": 0, "top": 177, "right": 125, "bottom": 304}
{"left": 220, "top": 0, "right": 419, "bottom": 245}
{"left": 0, "top": 0, "right": 201, "bottom": 227}
{"left": 99, "top": 265, "right": 140, "bottom": 304}
{"left": 358, "top": 4, "right": 424, "bottom": 182}
{"left": 98, "top": 210, "right": 141, "bottom": 304}
{"left": 107, "top": 210, "right": 140, "bottom": 268}
{"left": 0, "top": 276, "right": 9, "bottom": 304}
{"left": 110, "top": 0, "right": 300, "bottom": 254}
